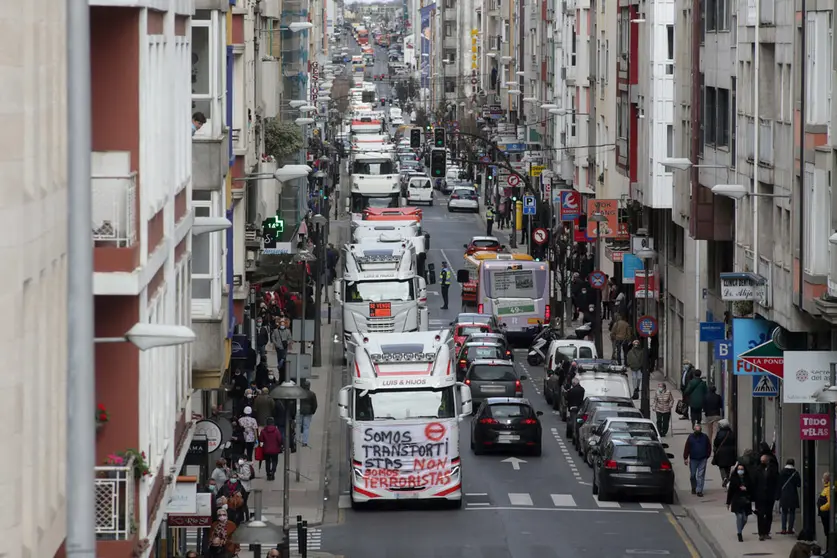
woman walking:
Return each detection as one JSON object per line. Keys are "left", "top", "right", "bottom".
{"left": 777, "top": 458, "right": 801, "bottom": 535}
{"left": 652, "top": 383, "right": 674, "bottom": 436}
{"left": 726, "top": 463, "right": 754, "bottom": 542}
{"left": 712, "top": 419, "right": 737, "bottom": 485}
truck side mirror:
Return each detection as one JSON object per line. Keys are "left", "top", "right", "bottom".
{"left": 424, "top": 232, "right": 431, "bottom": 249}
{"left": 338, "top": 386, "right": 351, "bottom": 422}
{"left": 457, "top": 269, "right": 469, "bottom": 283}
{"left": 427, "top": 263, "right": 436, "bottom": 284}
{"left": 458, "top": 383, "right": 473, "bottom": 418}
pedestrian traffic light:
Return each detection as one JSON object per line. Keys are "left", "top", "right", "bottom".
{"left": 262, "top": 216, "right": 284, "bottom": 248}
{"left": 410, "top": 128, "right": 421, "bottom": 148}
{"left": 434, "top": 128, "right": 446, "bottom": 148}
{"left": 430, "top": 148, "right": 447, "bottom": 178}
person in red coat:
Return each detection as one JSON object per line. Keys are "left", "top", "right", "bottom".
{"left": 258, "top": 416, "right": 283, "bottom": 481}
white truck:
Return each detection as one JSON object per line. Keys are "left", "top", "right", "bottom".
{"left": 334, "top": 240, "right": 429, "bottom": 361}
{"left": 350, "top": 219, "right": 430, "bottom": 277}
{"left": 339, "top": 330, "right": 473, "bottom": 509}
{"left": 349, "top": 151, "right": 400, "bottom": 211}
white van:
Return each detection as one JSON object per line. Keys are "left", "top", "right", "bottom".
{"left": 544, "top": 339, "right": 599, "bottom": 374}
{"left": 390, "top": 107, "right": 404, "bottom": 125}
{"left": 407, "top": 175, "right": 433, "bottom": 205}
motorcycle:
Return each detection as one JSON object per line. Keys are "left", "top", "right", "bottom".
{"left": 566, "top": 322, "right": 593, "bottom": 341}
{"left": 527, "top": 327, "right": 560, "bottom": 366}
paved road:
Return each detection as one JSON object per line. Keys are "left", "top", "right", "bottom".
{"left": 315, "top": 196, "right": 703, "bottom": 557}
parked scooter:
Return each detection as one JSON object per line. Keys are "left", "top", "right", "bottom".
{"left": 527, "top": 326, "right": 561, "bottom": 366}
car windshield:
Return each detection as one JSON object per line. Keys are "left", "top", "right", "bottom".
{"left": 346, "top": 279, "right": 415, "bottom": 302}
{"left": 613, "top": 444, "right": 666, "bottom": 463}
{"left": 472, "top": 239, "right": 500, "bottom": 248}
{"left": 457, "top": 325, "right": 488, "bottom": 336}
{"left": 593, "top": 410, "right": 642, "bottom": 424}
{"left": 354, "top": 387, "right": 456, "bottom": 420}
{"left": 488, "top": 404, "right": 532, "bottom": 419}
{"left": 469, "top": 365, "right": 517, "bottom": 381}
{"left": 465, "top": 345, "right": 502, "bottom": 360}
{"left": 364, "top": 197, "right": 399, "bottom": 208}
{"left": 487, "top": 268, "right": 547, "bottom": 299}
{"left": 558, "top": 345, "right": 596, "bottom": 359}
{"left": 453, "top": 189, "right": 475, "bottom": 197}
{"left": 608, "top": 421, "right": 656, "bottom": 434}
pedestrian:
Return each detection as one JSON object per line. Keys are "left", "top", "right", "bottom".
{"left": 683, "top": 369, "right": 708, "bottom": 427}
{"left": 683, "top": 423, "right": 711, "bottom": 497}
{"left": 753, "top": 451, "right": 779, "bottom": 540}
{"left": 608, "top": 314, "right": 632, "bottom": 364}
{"left": 227, "top": 419, "right": 245, "bottom": 462}
{"left": 679, "top": 360, "right": 696, "bottom": 421}
{"left": 217, "top": 472, "right": 247, "bottom": 526}
{"left": 778, "top": 458, "right": 801, "bottom": 535}
{"left": 712, "top": 419, "right": 737, "bottom": 485}
{"left": 235, "top": 458, "right": 254, "bottom": 521}
{"left": 256, "top": 318, "right": 270, "bottom": 361}
{"left": 271, "top": 321, "right": 292, "bottom": 373}
{"left": 258, "top": 417, "right": 284, "bottom": 481}
{"left": 230, "top": 368, "right": 249, "bottom": 411}
{"left": 570, "top": 273, "right": 584, "bottom": 322}
{"left": 326, "top": 243, "right": 340, "bottom": 284}
{"left": 652, "top": 382, "right": 674, "bottom": 436}
{"left": 207, "top": 508, "right": 238, "bottom": 558}
{"left": 625, "top": 340, "right": 645, "bottom": 399}
{"left": 211, "top": 458, "right": 230, "bottom": 487}
{"left": 563, "top": 376, "right": 585, "bottom": 438}
{"left": 703, "top": 385, "right": 723, "bottom": 440}
{"left": 254, "top": 387, "right": 274, "bottom": 426}
{"left": 726, "top": 463, "right": 753, "bottom": 542}
{"left": 439, "top": 261, "right": 451, "bottom": 309}
{"left": 299, "top": 379, "right": 318, "bottom": 447}
{"left": 185, "top": 551, "right": 199, "bottom": 558}
{"left": 266, "top": 550, "right": 282, "bottom": 558}
{"left": 818, "top": 472, "right": 830, "bottom": 538}
{"left": 238, "top": 407, "right": 259, "bottom": 460}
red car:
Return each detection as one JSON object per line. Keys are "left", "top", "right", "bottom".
{"left": 463, "top": 236, "right": 504, "bottom": 255}
{"left": 453, "top": 322, "right": 492, "bottom": 349}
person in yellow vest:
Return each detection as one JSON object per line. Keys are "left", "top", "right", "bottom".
{"left": 440, "top": 261, "right": 452, "bottom": 309}
{"left": 485, "top": 205, "right": 495, "bottom": 235}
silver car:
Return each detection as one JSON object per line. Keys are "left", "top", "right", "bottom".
{"left": 448, "top": 187, "right": 479, "bottom": 212}
{"left": 464, "top": 359, "right": 526, "bottom": 408}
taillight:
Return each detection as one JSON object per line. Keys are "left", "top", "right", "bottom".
{"left": 478, "top": 304, "right": 484, "bottom": 313}
{"left": 521, "top": 418, "right": 538, "bottom": 425}
{"left": 548, "top": 357, "right": 553, "bottom": 370}
{"left": 464, "top": 379, "right": 471, "bottom": 385}
{"left": 580, "top": 414, "right": 588, "bottom": 422}
{"left": 506, "top": 350, "right": 512, "bottom": 357}
{"left": 660, "top": 462, "right": 672, "bottom": 471}
{"left": 545, "top": 305, "right": 551, "bottom": 321}
{"left": 514, "top": 380, "right": 522, "bottom": 394}
{"left": 459, "top": 359, "right": 467, "bottom": 366}
{"left": 479, "top": 418, "right": 498, "bottom": 425}
{"left": 451, "top": 194, "right": 460, "bottom": 199}
{"left": 604, "top": 460, "right": 618, "bottom": 470}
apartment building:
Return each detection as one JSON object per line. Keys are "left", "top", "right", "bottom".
{"left": 0, "top": 2, "right": 68, "bottom": 557}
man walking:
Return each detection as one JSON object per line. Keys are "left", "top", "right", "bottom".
{"left": 271, "top": 321, "right": 292, "bottom": 379}
{"left": 485, "top": 205, "right": 495, "bottom": 235}
{"left": 683, "top": 424, "right": 711, "bottom": 497}
{"left": 625, "top": 340, "right": 645, "bottom": 399}
{"left": 440, "top": 261, "right": 451, "bottom": 310}
{"left": 299, "top": 379, "right": 318, "bottom": 447}
{"left": 702, "top": 385, "right": 723, "bottom": 440}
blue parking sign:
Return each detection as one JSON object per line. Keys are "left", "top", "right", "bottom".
{"left": 523, "top": 196, "right": 536, "bottom": 215}
{"left": 714, "top": 340, "right": 732, "bottom": 361}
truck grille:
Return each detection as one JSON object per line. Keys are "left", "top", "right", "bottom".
{"left": 367, "top": 317, "right": 396, "bottom": 333}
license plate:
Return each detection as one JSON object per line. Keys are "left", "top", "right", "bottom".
{"left": 394, "top": 491, "right": 420, "bottom": 499}
{"left": 498, "top": 434, "right": 520, "bottom": 443}
{"left": 482, "top": 386, "right": 506, "bottom": 393}
{"left": 626, "top": 465, "right": 651, "bottom": 473}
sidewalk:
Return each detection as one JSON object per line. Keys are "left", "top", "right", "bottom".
{"left": 596, "top": 332, "right": 798, "bottom": 558}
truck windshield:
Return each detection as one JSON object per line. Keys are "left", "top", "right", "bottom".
{"left": 355, "top": 387, "right": 456, "bottom": 420}
{"left": 353, "top": 160, "right": 395, "bottom": 174}
{"left": 346, "top": 279, "right": 415, "bottom": 302}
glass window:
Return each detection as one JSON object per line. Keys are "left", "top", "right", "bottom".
{"left": 468, "top": 365, "right": 517, "bottom": 381}
{"left": 613, "top": 444, "right": 666, "bottom": 462}
{"left": 488, "top": 269, "right": 537, "bottom": 298}
{"left": 457, "top": 325, "right": 489, "bottom": 337}
{"left": 193, "top": 233, "right": 211, "bottom": 274}
{"left": 488, "top": 404, "right": 533, "bottom": 419}
{"left": 578, "top": 347, "right": 594, "bottom": 359}
{"left": 354, "top": 387, "right": 456, "bottom": 420}
{"left": 191, "top": 26, "right": 210, "bottom": 96}
{"left": 465, "top": 345, "right": 503, "bottom": 360}
{"left": 345, "top": 279, "right": 415, "bottom": 302}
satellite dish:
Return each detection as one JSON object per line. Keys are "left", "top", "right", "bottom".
{"left": 771, "top": 327, "right": 788, "bottom": 351}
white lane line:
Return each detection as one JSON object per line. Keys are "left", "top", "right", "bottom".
{"left": 550, "top": 494, "right": 577, "bottom": 507}
{"left": 508, "top": 493, "right": 534, "bottom": 506}
{"left": 466, "top": 507, "right": 659, "bottom": 514}
{"left": 465, "top": 492, "right": 489, "bottom": 496}
{"left": 466, "top": 502, "right": 491, "bottom": 506}
{"left": 594, "top": 497, "right": 621, "bottom": 508}
{"left": 639, "top": 502, "right": 665, "bottom": 509}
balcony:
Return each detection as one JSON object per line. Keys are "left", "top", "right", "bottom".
{"left": 95, "top": 460, "right": 136, "bottom": 541}
{"left": 193, "top": 128, "right": 231, "bottom": 190}
{"left": 92, "top": 172, "right": 137, "bottom": 249}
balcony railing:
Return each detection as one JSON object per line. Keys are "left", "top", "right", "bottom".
{"left": 92, "top": 172, "right": 137, "bottom": 248}
{"left": 95, "top": 459, "right": 136, "bottom": 540}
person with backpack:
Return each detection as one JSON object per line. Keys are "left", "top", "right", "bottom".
{"left": 684, "top": 369, "right": 708, "bottom": 427}
{"left": 258, "top": 416, "right": 284, "bottom": 481}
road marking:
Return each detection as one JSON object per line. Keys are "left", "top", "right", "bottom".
{"left": 550, "top": 494, "right": 577, "bottom": 507}
{"left": 465, "top": 506, "right": 660, "bottom": 514}
{"left": 465, "top": 492, "right": 488, "bottom": 496}
{"left": 639, "top": 502, "right": 665, "bottom": 509}
{"left": 666, "top": 512, "right": 700, "bottom": 558}
{"left": 594, "top": 497, "right": 621, "bottom": 508}
{"left": 338, "top": 494, "right": 351, "bottom": 509}
{"left": 466, "top": 502, "right": 491, "bottom": 506}
{"left": 508, "top": 493, "right": 534, "bottom": 506}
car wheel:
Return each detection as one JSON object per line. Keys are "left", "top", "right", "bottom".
{"left": 592, "top": 478, "right": 599, "bottom": 495}
{"left": 473, "top": 442, "right": 485, "bottom": 455}
{"left": 449, "top": 497, "right": 463, "bottom": 509}
{"left": 532, "top": 443, "right": 542, "bottom": 457}
{"left": 584, "top": 450, "right": 593, "bottom": 468}
{"left": 470, "top": 439, "right": 475, "bottom": 450}
{"left": 663, "top": 491, "right": 675, "bottom": 505}
{"left": 598, "top": 487, "right": 613, "bottom": 501}
{"left": 350, "top": 491, "right": 367, "bottom": 510}
{"left": 429, "top": 200, "right": 434, "bottom": 206}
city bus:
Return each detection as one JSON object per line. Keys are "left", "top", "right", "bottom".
{"left": 468, "top": 259, "right": 549, "bottom": 341}
{"left": 460, "top": 252, "right": 534, "bottom": 306}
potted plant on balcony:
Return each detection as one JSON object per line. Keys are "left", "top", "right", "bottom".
{"left": 106, "top": 449, "right": 152, "bottom": 478}
{"left": 96, "top": 404, "right": 109, "bottom": 432}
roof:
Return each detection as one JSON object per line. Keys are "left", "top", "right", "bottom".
{"left": 463, "top": 340, "right": 503, "bottom": 347}
{"left": 455, "top": 313, "right": 494, "bottom": 322}
{"left": 469, "top": 358, "right": 514, "bottom": 366}
{"left": 470, "top": 236, "right": 500, "bottom": 242}
{"left": 465, "top": 332, "right": 506, "bottom": 341}
{"left": 484, "top": 397, "right": 531, "bottom": 406}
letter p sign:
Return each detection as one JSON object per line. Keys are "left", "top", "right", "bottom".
{"left": 714, "top": 340, "right": 732, "bottom": 361}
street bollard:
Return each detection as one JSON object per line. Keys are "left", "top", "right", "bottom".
{"left": 296, "top": 514, "right": 303, "bottom": 552}
{"left": 327, "top": 302, "right": 332, "bottom": 324}
{"left": 301, "top": 520, "right": 309, "bottom": 558}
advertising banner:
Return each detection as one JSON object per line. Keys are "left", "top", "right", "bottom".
{"left": 586, "top": 199, "right": 620, "bottom": 238}
{"left": 783, "top": 351, "right": 837, "bottom": 404}
{"left": 732, "top": 318, "right": 774, "bottom": 375}
{"left": 800, "top": 413, "right": 830, "bottom": 440}
{"left": 419, "top": 5, "right": 435, "bottom": 90}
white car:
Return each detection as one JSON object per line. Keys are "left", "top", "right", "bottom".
{"left": 544, "top": 339, "right": 599, "bottom": 374}
{"left": 407, "top": 176, "right": 433, "bottom": 205}
{"left": 448, "top": 186, "right": 479, "bottom": 212}
{"left": 391, "top": 116, "right": 404, "bottom": 125}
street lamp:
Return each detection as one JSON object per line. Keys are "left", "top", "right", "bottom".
{"left": 295, "top": 117, "right": 315, "bottom": 126}
{"left": 635, "top": 246, "right": 657, "bottom": 419}
{"left": 94, "top": 323, "right": 197, "bottom": 351}
{"left": 522, "top": 97, "right": 538, "bottom": 103}
{"left": 508, "top": 89, "right": 522, "bottom": 96}
{"left": 269, "top": 380, "right": 310, "bottom": 558}
{"left": 588, "top": 212, "right": 608, "bottom": 357}
{"left": 540, "top": 103, "right": 557, "bottom": 110}
{"left": 658, "top": 157, "right": 727, "bottom": 172}
{"left": 298, "top": 105, "right": 317, "bottom": 113}
{"left": 274, "top": 164, "right": 312, "bottom": 182}
{"left": 711, "top": 183, "right": 792, "bottom": 200}
{"left": 192, "top": 216, "right": 232, "bottom": 235}
{"left": 286, "top": 21, "right": 314, "bottom": 32}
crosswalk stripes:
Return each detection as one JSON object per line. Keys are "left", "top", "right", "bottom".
{"left": 465, "top": 492, "right": 666, "bottom": 510}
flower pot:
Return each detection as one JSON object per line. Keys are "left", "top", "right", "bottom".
{"left": 96, "top": 421, "right": 106, "bottom": 433}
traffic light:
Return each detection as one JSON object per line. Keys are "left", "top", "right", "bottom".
{"left": 425, "top": 123, "right": 432, "bottom": 133}
{"left": 430, "top": 148, "right": 447, "bottom": 178}
{"left": 434, "top": 128, "right": 446, "bottom": 148}
{"left": 410, "top": 128, "right": 421, "bottom": 148}
{"left": 262, "top": 216, "right": 284, "bottom": 248}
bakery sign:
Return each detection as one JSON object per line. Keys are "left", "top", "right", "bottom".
{"left": 719, "top": 272, "right": 767, "bottom": 302}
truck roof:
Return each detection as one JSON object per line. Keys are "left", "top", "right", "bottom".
{"left": 351, "top": 330, "right": 455, "bottom": 389}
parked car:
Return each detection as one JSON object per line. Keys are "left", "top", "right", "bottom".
{"left": 471, "top": 397, "right": 543, "bottom": 455}
{"left": 464, "top": 359, "right": 525, "bottom": 408}
{"left": 591, "top": 438, "right": 675, "bottom": 503}
{"left": 547, "top": 360, "right": 632, "bottom": 419}
{"left": 578, "top": 407, "right": 644, "bottom": 462}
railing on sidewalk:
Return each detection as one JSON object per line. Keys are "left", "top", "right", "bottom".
{"left": 91, "top": 173, "right": 137, "bottom": 248}
{"left": 95, "top": 458, "right": 136, "bottom": 540}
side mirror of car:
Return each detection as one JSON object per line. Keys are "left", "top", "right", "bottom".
{"left": 463, "top": 243, "right": 468, "bottom": 249}
{"left": 520, "top": 374, "right": 528, "bottom": 381}
{"left": 662, "top": 443, "right": 669, "bottom": 449}
{"left": 536, "top": 411, "right": 544, "bottom": 416}
{"left": 666, "top": 454, "right": 675, "bottom": 459}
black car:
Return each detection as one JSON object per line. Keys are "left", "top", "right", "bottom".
{"left": 572, "top": 396, "right": 636, "bottom": 449}
{"left": 577, "top": 408, "right": 644, "bottom": 462}
{"left": 456, "top": 341, "right": 508, "bottom": 380}
{"left": 464, "top": 332, "right": 513, "bottom": 360}
{"left": 471, "top": 397, "right": 543, "bottom": 456}
{"left": 592, "top": 438, "right": 675, "bottom": 503}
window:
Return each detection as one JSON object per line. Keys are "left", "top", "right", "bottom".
{"left": 702, "top": 85, "right": 731, "bottom": 149}
{"left": 618, "top": 11, "right": 629, "bottom": 55}
{"left": 699, "top": 74, "right": 705, "bottom": 156}
{"left": 191, "top": 12, "right": 225, "bottom": 137}
{"left": 192, "top": 190, "right": 224, "bottom": 316}
{"left": 665, "top": 26, "right": 674, "bottom": 74}
{"left": 700, "top": 0, "right": 706, "bottom": 42}
{"left": 444, "top": 21, "right": 455, "bottom": 37}
{"left": 718, "top": 0, "right": 730, "bottom": 30}
{"left": 445, "top": 78, "right": 457, "bottom": 94}
{"left": 806, "top": 12, "right": 833, "bottom": 126}
{"left": 804, "top": 163, "right": 830, "bottom": 275}
{"left": 571, "top": 25, "right": 577, "bottom": 65}
{"left": 731, "top": 78, "right": 737, "bottom": 166}
{"left": 706, "top": 0, "right": 717, "bottom": 31}
{"left": 778, "top": 64, "right": 790, "bottom": 122}
{"left": 666, "top": 125, "right": 674, "bottom": 158}
{"left": 705, "top": 87, "right": 716, "bottom": 145}
{"left": 445, "top": 0, "right": 455, "bottom": 7}
{"left": 444, "top": 49, "right": 456, "bottom": 63}
{"left": 617, "top": 94, "right": 628, "bottom": 139}
{"left": 717, "top": 88, "right": 730, "bottom": 147}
